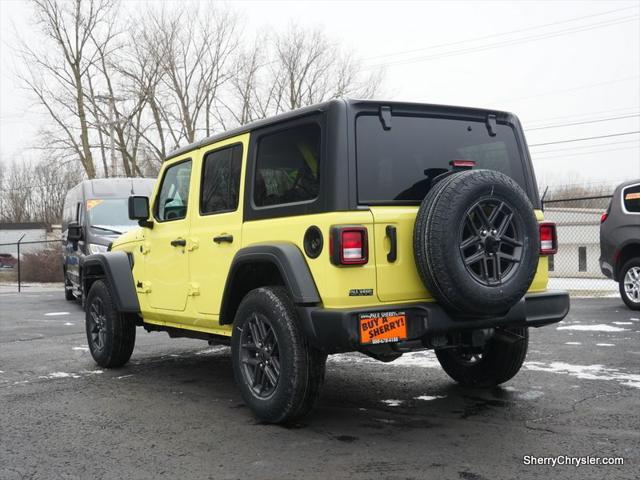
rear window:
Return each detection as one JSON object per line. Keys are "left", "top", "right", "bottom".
{"left": 356, "top": 114, "right": 528, "bottom": 204}
{"left": 622, "top": 184, "right": 640, "bottom": 213}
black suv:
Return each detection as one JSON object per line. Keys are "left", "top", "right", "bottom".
{"left": 600, "top": 179, "right": 640, "bottom": 309}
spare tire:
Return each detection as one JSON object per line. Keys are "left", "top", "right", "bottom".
{"left": 413, "top": 169, "right": 539, "bottom": 316}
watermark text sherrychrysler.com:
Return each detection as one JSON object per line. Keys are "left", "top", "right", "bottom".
{"left": 523, "top": 455, "right": 625, "bottom": 467}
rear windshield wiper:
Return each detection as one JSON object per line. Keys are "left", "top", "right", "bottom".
{"left": 90, "top": 225, "right": 123, "bottom": 235}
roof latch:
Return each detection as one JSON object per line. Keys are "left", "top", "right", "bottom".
{"left": 486, "top": 114, "right": 497, "bottom": 137}
{"left": 379, "top": 106, "right": 392, "bottom": 130}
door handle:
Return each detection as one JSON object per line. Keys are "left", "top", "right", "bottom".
{"left": 170, "top": 238, "right": 187, "bottom": 247}
{"left": 213, "top": 234, "right": 234, "bottom": 244}
{"left": 386, "top": 225, "right": 397, "bottom": 263}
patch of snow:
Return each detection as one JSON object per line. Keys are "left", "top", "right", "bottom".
{"left": 414, "top": 395, "right": 446, "bottom": 401}
{"left": 44, "top": 312, "right": 69, "bottom": 316}
{"left": 557, "top": 324, "right": 628, "bottom": 332}
{"left": 330, "top": 350, "right": 440, "bottom": 369}
{"left": 525, "top": 361, "right": 640, "bottom": 389}
{"left": 39, "top": 372, "right": 81, "bottom": 379}
{"left": 381, "top": 399, "right": 403, "bottom": 407}
{"left": 195, "top": 346, "right": 228, "bottom": 355}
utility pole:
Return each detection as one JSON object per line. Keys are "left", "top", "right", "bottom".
{"left": 95, "top": 94, "right": 126, "bottom": 177}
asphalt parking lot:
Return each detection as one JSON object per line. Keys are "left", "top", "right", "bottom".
{"left": 1, "top": 289, "right": 639, "bottom": 480}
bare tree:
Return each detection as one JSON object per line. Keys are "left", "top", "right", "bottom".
{"left": 19, "top": 0, "right": 119, "bottom": 178}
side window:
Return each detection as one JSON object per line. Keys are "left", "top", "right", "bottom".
{"left": 155, "top": 160, "right": 192, "bottom": 221}
{"left": 623, "top": 184, "right": 640, "bottom": 213}
{"left": 200, "top": 144, "right": 243, "bottom": 215}
{"left": 254, "top": 123, "right": 320, "bottom": 207}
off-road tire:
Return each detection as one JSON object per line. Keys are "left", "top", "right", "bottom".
{"left": 231, "top": 286, "right": 326, "bottom": 424}
{"left": 619, "top": 257, "right": 640, "bottom": 310}
{"left": 85, "top": 280, "right": 136, "bottom": 368}
{"left": 414, "top": 169, "right": 539, "bottom": 315}
{"left": 436, "top": 327, "right": 529, "bottom": 387}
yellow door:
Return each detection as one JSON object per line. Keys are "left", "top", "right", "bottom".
{"left": 144, "top": 158, "right": 193, "bottom": 312}
{"left": 189, "top": 136, "right": 247, "bottom": 315}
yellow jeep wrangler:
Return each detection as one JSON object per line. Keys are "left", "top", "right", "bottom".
{"left": 82, "top": 99, "right": 569, "bottom": 423}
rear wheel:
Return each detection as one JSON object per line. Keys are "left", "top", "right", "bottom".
{"left": 435, "top": 327, "right": 529, "bottom": 387}
{"left": 85, "top": 280, "right": 136, "bottom": 368}
{"left": 231, "top": 286, "right": 326, "bottom": 424}
{"left": 619, "top": 258, "right": 640, "bottom": 310}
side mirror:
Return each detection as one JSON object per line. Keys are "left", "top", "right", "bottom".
{"left": 128, "top": 196, "right": 153, "bottom": 228}
{"left": 67, "top": 222, "right": 83, "bottom": 241}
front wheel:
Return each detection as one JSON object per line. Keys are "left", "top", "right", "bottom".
{"left": 619, "top": 258, "right": 640, "bottom": 310}
{"left": 435, "top": 327, "right": 528, "bottom": 387}
{"left": 85, "top": 280, "right": 136, "bottom": 368}
{"left": 64, "top": 270, "right": 75, "bottom": 301}
{"left": 231, "top": 286, "right": 326, "bottom": 424}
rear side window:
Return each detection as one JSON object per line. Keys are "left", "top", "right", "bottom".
{"left": 200, "top": 144, "right": 243, "bottom": 215}
{"left": 155, "top": 160, "right": 192, "bottom": 221}
{"left": 622, "top": 184, "right": 640, "bottom": 213}
{"left": 254, "top": 123, "right": 320, "bottom": 207}
{"left": 356, "top": 115, "right": 527, "bottom": 204}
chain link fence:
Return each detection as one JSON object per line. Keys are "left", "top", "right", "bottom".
{"left": 0, "top": 239, "right": 62, "bottom": 293}
{"left": 0, "top": 194, "right": 620, "bottom": 298}
{"left": 542, "top": 194, "right": 616, "bottom": 297}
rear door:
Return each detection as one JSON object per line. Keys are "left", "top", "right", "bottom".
{"left": 355, "top": 111, "right": 532, "bottom": 303}
{"left": 189, "top": 135, "right": 247, "bottom": 316}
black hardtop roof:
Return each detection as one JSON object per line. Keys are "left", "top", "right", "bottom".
{"left": 164, "top": 98, "right": 516, "bottom": 162}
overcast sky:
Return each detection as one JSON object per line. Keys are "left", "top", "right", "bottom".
{"left": 1, "top": 0, "right": 639, "bottom": 188}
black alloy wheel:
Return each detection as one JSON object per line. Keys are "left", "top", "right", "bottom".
{"left": 459, "top": 199, "right": 523, "bottom": 286}
{"left": 239, "top": 313, "right": 281, "bottom": 398}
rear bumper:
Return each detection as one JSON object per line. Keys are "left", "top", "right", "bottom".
{"left": 298, "top": 290, "right": 570, "bottom": 353}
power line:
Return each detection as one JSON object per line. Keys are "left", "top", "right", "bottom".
{"left": 526, "top": 114, "right": 640, "bottom": 131}
{"left": 361, "top": 5, "right": 640, "bottom": 62}
{"left": 490, "top": 75, "right": 639, "bottom": 105}
{"left": 525, "top": 107, "right": 640, "bottom": 125}
{"left": 533, "top": 145, "right": 640, "bottom": 160}
{"left": 531, "top": 138, "right": 640, "bottom": 155}
{"left": 362, "top": 14, "right": 639, "bottom": 69}
{"left": 529, "top": 131, "right": 640, "bottom": 147}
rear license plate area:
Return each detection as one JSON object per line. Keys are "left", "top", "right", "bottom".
{"left": 359, "top": 311, "right": 408, "bottom": 345}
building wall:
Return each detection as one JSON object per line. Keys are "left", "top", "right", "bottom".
{"left": 544, "top": 208, "right": 605, "bottom": 279}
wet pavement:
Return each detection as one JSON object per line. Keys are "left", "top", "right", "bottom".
{"left": 1, "top": 290, "right": 639, "bottom": 479}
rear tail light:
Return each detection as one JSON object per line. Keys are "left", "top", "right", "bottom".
{"left": 539, "top": 222, "right": 557, "bottom": 255}
{"left": 600, "top": 212, "right": 608, "bottom": 223}
{"left": 330, "top": 226, "right": 368, "bottom": 265}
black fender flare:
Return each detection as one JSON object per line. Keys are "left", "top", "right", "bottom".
{"left": 82, "top": 251, "right": 140, "bottom": 313}
{"left": 220, "top": 243, "right": 321, "bottom": 324}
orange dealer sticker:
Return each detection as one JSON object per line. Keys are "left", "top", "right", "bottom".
{"left": 359, "top": 311, "right": 408, "bottom": 345}
{"left": 86, "top": 199, "right": 104, "bottom": 210}
{"left": 625, "top": 192, "right": 640, "bottom": 201}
